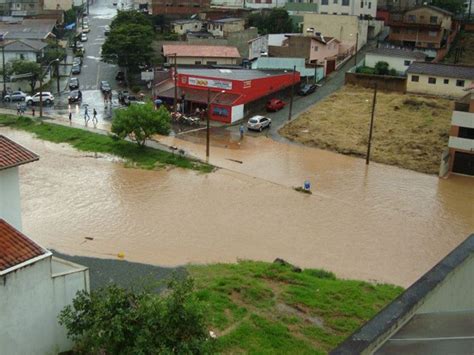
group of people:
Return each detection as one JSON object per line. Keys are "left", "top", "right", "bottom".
{"left": 82, "top": 106, "right": 98, "bottom": 126}
{"left": 16, "top": 103, "right": 34, "bottom": 116}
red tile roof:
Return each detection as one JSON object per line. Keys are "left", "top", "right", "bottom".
{"left": 0, "top": 135, "right": 39, "bottom": 171}
{"left": 0, "top": 219, "right": 48, "bottom": 272}
{"left": 163, "top": 44, "right": 241, "bottom": 58}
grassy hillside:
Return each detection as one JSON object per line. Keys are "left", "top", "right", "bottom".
{"left": 189, "top": 261, "right": 403, "bottom": 354}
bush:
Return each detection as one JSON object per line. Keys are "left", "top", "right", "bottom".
{"left": 374, "top": 61, "right": 390, "bottom": 75}
{"left": 59, "top": 277, "right": 213, "bottom": 354}
{"left": 131, "top": 85, "right": 141, "bottom": 94}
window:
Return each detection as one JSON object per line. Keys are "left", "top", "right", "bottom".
{"left": 408, "top": 15, "right": 416, "bottom": 22}
{"left": 429, "top": 31, "right": 437, "bottom": 37}
{"left": 458, "top": 127, "right": 474, "bottom": 139}
{"left": 206, "top": 61, "right": 217, "bottom": 65}
{"left": 456, "top": 80, "right": 465, "bottom": 87}
{"left": 180, "top": 25, "right": 183, "bottom": 30}
{"left": 342, "top": 0, "right": 349, "bottom": 5}
{"left": 334, "top": 0, "right": 338, "bottom": 3}
{"left": 321, "top": 0, "right": 328, "bottom": 5}
{"left": 195, "top": 61, "right": 201, "bottom": 64}
{"left": 360, "top": 1, "right": 363, "bottom": 7}
{"left": 411, "top": 75, "right": 419, "bottom": 82}
{"left": 443, "top": 79, "right": 449, "bottom": 84}
{"left": 428, "top": 77, "right": 436, "bottom": 84}
{"left": 368, "top": 2, "right": 371, "bottom": 8}
{"left": 404, "top": 60, "right": 411, "bottom": 66}
{"left": 430, "top": 16, "right": 438, "bottom": 24}
{"left": 427, "top": 43, "right": 435, "bottom": 48}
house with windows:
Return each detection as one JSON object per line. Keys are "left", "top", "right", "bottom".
{"left": 207, "top": 17, "right": 245, "bottom": 38}
{"left": 406, "top": 62, "right": 474, "bottom": 98}
{"left": 387, "top": 5, "right": 457, "bottom": 60}
{"left": 365, "top": 47, "right": 426, "bottom": 74}
{"left": 171, "top": 19, "right": 204, "bottom": 35}
{"left": 163, "top": 44, "right": 241, "bottom": 65}
{"left": 1, "top": 39, "right": 48, "bottom": 64}
{"left": 318, "top": 0, "right": 377, "bottom": 17}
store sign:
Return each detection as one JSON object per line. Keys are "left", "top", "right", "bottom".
{"left": 188, "top": 77, "right": 232, "bottom": 90}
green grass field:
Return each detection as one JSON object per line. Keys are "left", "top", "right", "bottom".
{"left": 0, "top": 115, "right": 213, "bottom": 173}
{"left": 190, "top": 261, "right": 403, "bottom": 354}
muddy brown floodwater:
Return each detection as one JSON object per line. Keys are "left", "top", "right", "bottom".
{"left": 4, "top": 127, "right": 473, "bottom": 287}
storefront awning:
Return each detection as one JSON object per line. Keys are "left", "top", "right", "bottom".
{"left": 157, "top": 87, "right": 241, "bottom": 106}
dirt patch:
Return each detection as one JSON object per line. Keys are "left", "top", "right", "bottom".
{"left": 279, "top": 85, "right": 453, "bottom": 174}
{"left": 276, "top": 303, "right": 325, "bottom": 328}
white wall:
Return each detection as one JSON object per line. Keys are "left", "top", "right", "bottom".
{"left": 0, "top": 167, "right": 22, "bottom": 231}
{"left": 0, "top": 51, "right": 37, "bottom": 66}
{"left": 365, "top": 53, "right": 415, "bottom": 73}
{"left": 0, "top": 256, "right": 89, "bottom": 355}
{"left": 231, "top": 104, "right": 244, "bottom": 122}
{"left": 318, "top": 0, "right": 377, "bottom": 17}
{"left": 249, "top": 35, "right": 269, "bottom": 59}
{"left": 407, "top": 74, "right": 474, "bottom": 98}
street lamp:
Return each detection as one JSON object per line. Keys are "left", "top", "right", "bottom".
{"left": 206, "top": 89, "right": 226, "bottom": 159}
{"left": 39, "top": 58, "right": 60, "bottom": 118}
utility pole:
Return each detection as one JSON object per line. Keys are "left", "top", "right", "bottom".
{"left": 56, "top": 61, "right": 60, "bottom": 93}
{"left": 366, "top": 83, "right": 377, "bottom": 165}
{"left": 173, "top": 53, "right": 177, "bottom": 112}
{"left": 40, "top": 59, "right": 59, "bottom": 118}
{"left": 287, "top": 65, "right": 296, "bottom": 121}
{"left": 1, "top": 44, "right": 6, "bottom": 97}
{"left": 314, "top": 64, "right": 317, "bottom": 84}
{"left": 206, "top": 88, "right": 211, "bottom": 159}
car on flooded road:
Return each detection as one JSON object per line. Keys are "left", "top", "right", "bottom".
{"left": 247, "top": 115, "right": 271, "bottom": 132}
{"left": 266, "top": 98, "right": 285, "bottom": 112}
{"left": 26, "top": 92, "right": 54, "bottom": 105}
{"left": 298, "top": 84, "right": 317, "bottom": 96}
{"left": 68, "top": 90, "right": 82, "bottom": 103}
{"left": 69, "top": 77, "right": 80, "bottom": 90}
{"left": 4, "top": 91, "right": 27, "bottom": 102}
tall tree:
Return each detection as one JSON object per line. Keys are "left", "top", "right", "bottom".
{"left": 111, "top": 103, "right": 171, "bottom": 147}
{"left": 432, "top": 0, "right": 465, "bottom": 14}
{"left": 111, "top": 10, "right": 152, "bottom": 29}
{"left": 10, "top": 60, "right": 42, "bottom": 93}
{"left": 248, "top": 9, "right": 296, "bottom": 34}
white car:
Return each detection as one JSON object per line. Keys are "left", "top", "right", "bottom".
{"left": 80, "top": 33, "right": 88, "bottom": 42}
{"left": 26, "top": 92, "right": 55, "bottom": 105}
{"left": 82, "top": 25, "right": 90, "bottom": 33}
{"left": 247, "top": 115, "right": 271, "bottom": 132}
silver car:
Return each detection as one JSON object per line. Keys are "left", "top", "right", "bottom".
{"left": 247, "top": 115, "right": 271, "bottom": 132}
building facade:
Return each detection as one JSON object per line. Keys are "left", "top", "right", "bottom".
{"left": 318, "top": 0, "right": 377, "bottom": 17}
{"left": 406, "top": 62, "right": 474, "bottom": 98}
{"left": 365, "top": 47, "right": 426, "bottom": 74}
{"left": 171, "top": 19, "right": 204, "bottom": 35}
{"left": 152, "top": 0, "right": 211, "bottom": 15}
{"left": 207, "top": 17, "right": 245, "bottom": 37}
{"left": 163, "top": 44, "right": 241, "bottom": 65}
{"left": 445, "top": 93, "right": 474, "bottom": 176}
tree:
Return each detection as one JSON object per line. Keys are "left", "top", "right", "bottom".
{"left": 42, "top": 40, "right": 66, "bottom": 65}
{"left": 111, "top": 10, "right": 152, "bottom": 29}
{"left": 102, "top": 22, "right": 154, "bottom": 73}
{"left": 374, "top": 61, "right": 390, "bottom": 75}
{"left": 59, "top": 277, "right": 212, "bottom": 354}
{"left": 111, "top": 103, "right": 171, "bottom": 147}
{"left": 10, "top": 60, "right": 42, "bottom": 93}
{"left": 248, "top": 9, "right": 296, "bottom": 34}
{"left": 432, "top": 0, "right": 465, "bottom": 14}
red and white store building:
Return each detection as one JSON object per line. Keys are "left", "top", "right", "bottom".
{"left": 156, "top": 68, "right": 300, "bottom": 123}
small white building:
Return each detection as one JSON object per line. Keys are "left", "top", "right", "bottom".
{"left": 207, "top": 18, "right": 245, "bottom": 38}
{"left": 0, "top": 39, "right": 47, "bottom": 67}
{"left": 365, "top": 48, "right": 426, "bottom": 74}
{"left": 0, "top": 135, "right": 90, "bottom": 354}
{"left": 171, "top": 19, "right": 204, "bottom": 35}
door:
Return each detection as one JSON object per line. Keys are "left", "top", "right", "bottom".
{"left": 452, "top": 152, "right": 474, "bottom": 176}
{"left": 326, "top": 60, "right": 336, "bottom": 75}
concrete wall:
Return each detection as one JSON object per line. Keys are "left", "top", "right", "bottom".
{"left": 303, "top": 14, "right": 368, "bottom": 51}
{"left": 407, "top": 73, "right": 474, "bottom": 98}
{"left": 345, "top": 72, "right": 407, "bottom": 92}
{"left": 417, "top": 255, "right": 474, "bottom": 313}
{"left": 43, "top": 0, "right": 73, "bottom": 10}
{"left": 365, "top": 53, "right": 415, "bottom": 73}
{"left": 0, "top": 256, "right": 90, "bottom": 355}
{"left": 0, "top": 167, "right": 22, "bottom": 231}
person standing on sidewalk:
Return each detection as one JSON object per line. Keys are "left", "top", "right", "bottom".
{"left": 69, "top": 111, "right": 72, "bottom": 125}
{"left": 92, "top": 108, "right": 98, "bottom": 125}
{"left": 84, "top": 106, "right": 90, "bottom": 125}
{"left": 239, "top": 124, "right": 245, "bottom": 140}
{"left": 31, "top": 107, "right": 35, "bottom": 117}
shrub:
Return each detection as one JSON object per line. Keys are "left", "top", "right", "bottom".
{"left": 374, "top": 61, "right": 390, "bottom": 75}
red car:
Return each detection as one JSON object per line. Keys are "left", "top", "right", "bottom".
{"left": 266, "top": 99, "right": 286, "bottom": 112}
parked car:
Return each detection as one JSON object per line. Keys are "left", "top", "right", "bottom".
{"left": 82, "top": 25, "right": 90, "bottom": 33}
{"left": 124, "top": 95, "right": 138, "bottom": 106}
{"left": 247, "top": 115, "right": 272, "bottom": 132}
{"left": 266, "top": 98, "right": 286, "bottom": 112}
{"left": 71, "top": 64, "right": 81, "bottom": 74}
{"left": 25, "top": 92, "right": 54, "bottom": 105}
{"left": 118, "top": 90, "right": 129, "bottom": 104}
{"left": 115, "top": 71, "right": 125, "bottom": 81}
{"left": 4, "top": 91, "right": 27, "bottom": 102}
{"left": 100, "top": 81, "right": 111, "bottom": 93}
{"left": 69, "top": 77, "right": 80, "bottom": 90}
{"left": 68, "top": 90, "right": 82, "bottom": 103}
{"left": 297, "top": 84, "right": 317, "bottom": 96}
{"left": 73, "top": 57, "right": 82, "bottom": 66}
{"left": 104, "top": 25, "right": 111, "bottom": 36}
{"left": 80, "top": 33, "right": 88, "bottom": 42}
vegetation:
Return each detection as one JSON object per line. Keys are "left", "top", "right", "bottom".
{"left": 0, "top": 115, "right": 213, "bottom": 172}
{"left": 59, "top": 277, "right": 213, "bottom": 354}
{"left": 443, "top": 31, "right": 474, "bottom": 66}
{"left": 248, "top": 8, "right": 296, "bottom": 34}
{"left": 279, "top": 86, "right": 453, "bottom": 174}
{"left": 41, "top": 40, "right": 66, "bottom": 65}
{"left": 112, "top": 103, "right": 171, "bottom": 147}
{"left": 10, "top": 60, "right": 42, "bottom": 93}
{"left": 189, "top": 261, "right": 403, "bottom": 353}
{"left": 356, "top": 61, "right": 399, "bottom": 76}
{"left": 102, "top": 10, "right": 155, "bottom": 73}
{"left": 432, "top": 0, "right": 465, "bottom": 14}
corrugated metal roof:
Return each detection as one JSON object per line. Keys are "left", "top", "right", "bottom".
{"left": 407, "top": 62, "right": 474, "bottom": 80}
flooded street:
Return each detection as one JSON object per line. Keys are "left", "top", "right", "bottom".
{"left": 4, "top": 127, "right": 473, "bottom": 287}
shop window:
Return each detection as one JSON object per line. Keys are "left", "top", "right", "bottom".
{"left": 213, "top": 107, "right": 229, "bottom": 117}
{"left": 443, "top": 79, "right": 449, "bottom": 84}
{"left": 428, "top": 77, "right": 436, "bottom": 84}
{"left": 456, "top": 80, "right": 465, "bottom": 87}
{"left": 411, "top": 75, "right": 419, "bottom": 82}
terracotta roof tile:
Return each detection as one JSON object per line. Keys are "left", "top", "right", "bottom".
{"left": 0, "top": 219, "right": 48, "bottom": 272}
{"left": 0, "top": 135, "right": 39, "bottom": 170}
{"left": 163, "top": 44, "right": 240, "bottom": 58}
